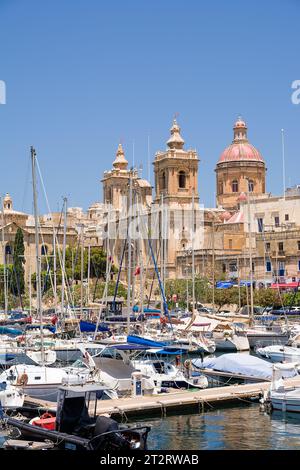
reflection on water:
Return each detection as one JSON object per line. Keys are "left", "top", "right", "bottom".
{"left": 1, "top": 404, "right": 300, "bottom": 449}
{"left": 135, "top": 404, "right": 300, "bottom": 450}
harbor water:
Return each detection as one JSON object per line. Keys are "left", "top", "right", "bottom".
{"left": 132, "top": 403, "right": 300, "bottom": 450}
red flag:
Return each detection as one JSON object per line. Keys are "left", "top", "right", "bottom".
{"left": 134, "top": 266, "right": 141, "bottom": 276}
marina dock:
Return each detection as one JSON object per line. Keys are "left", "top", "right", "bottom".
{"left": 24, "top": 375, "right": 300, "bottom": 419}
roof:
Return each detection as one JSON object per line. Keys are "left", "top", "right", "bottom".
{"left": 225, "top": 211, "right": 244, "bottom": 224}
{"left": 218, "top": 142, "right": 264, "bottom": 164}
{"left": 136, "top": 179, "right": 151, "bottom": 188}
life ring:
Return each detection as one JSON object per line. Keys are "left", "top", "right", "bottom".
{"left": 17, "top": 373, "right": 28, "bottom": 386}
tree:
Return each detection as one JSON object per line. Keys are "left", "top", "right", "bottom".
{"left": 11, "top": 228, "right": 25, "bottom": 299}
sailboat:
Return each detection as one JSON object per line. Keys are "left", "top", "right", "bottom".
{"left": 0, "top": 148, "right": 101, "bottom": 400}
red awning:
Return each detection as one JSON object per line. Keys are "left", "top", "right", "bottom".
{"left": 271, "top": 282, "right": 299, "bottom": 289}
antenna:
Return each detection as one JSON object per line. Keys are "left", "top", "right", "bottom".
{"left": 281, "top": 129, "right": 286, "bottom": 200}
{"left": 139, "top": 163, "right": 143, "bottom": 178}
{"left": 147, "top": 134, "right": 150, "bottom": 184}
{"left": 132, "top": 140, "right": 135, "bottom": 169}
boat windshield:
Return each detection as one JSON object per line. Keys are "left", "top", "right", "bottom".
{"left": 71, "top": 359, "right": 88, "bottom": 369}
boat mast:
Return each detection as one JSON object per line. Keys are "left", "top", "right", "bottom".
{"left": 53, "top": 227, "right": 57, "bottom": 315}
{"left": 87, "top": 244, "right": 91, "bottom": 305}
{"left": 80, "top": 224, "right": 84, "bottom": 319}
{"left": 127, "top": 173, "right": 133, "bottom": 334}
{"left": 137, "top": 193, "right": 145, "bottom": 332}
{"left": 160, "top": 193, "right": 164, "bottom": 316}
{"left": 212, "top": 216, "right": 215, "bottom": 311}
{"left": 1, "top": 196, "right": 8, "bottom": 317}
{"left": 61, "top": 197, "right": 67, "bottom": 327}
{"left": 192, "top": 189, "right": 195, "bottom": 312}
{"left": 246, "top": 179, "right": 254, "bottom": 326}
{"left": 31, "top": 146, "right": 44, "bottom": 364}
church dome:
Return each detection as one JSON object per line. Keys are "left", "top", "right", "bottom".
{"left": 218, "top": 117, "right": 264, "bottom": 164}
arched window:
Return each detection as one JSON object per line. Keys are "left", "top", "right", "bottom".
{"left": 178, "top": 171, "right": 186, "bottom": 189}
{"left": 161, "top": 171, "right": 166, "bottom": 190}
{"left": 231, "top": 180, "right": 238, "bottom": 193}
{"left": 218, "top": 182, "right": 223, "bottom": 195}
{"left": 248, "top": 179, "right": 254, "bottom": 192}
{"left": 5, "top": 245, "right": 12, "bottom": 255}
{"left": 41, "top": 245, "right": 48, "bottom": 256}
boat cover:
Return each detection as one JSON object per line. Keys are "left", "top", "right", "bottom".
{"left": 192, "top": 353, "right": 297, "bottom": 380}
{"left": 127, "top": 335, "right": 168, "bottom": 348}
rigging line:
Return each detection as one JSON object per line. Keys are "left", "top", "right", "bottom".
{"left": 35, "top": 158, "right": 74, "bottom": 310}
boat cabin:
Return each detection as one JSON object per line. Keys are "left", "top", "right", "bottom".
{"left": 106, "top": 298, "right": 124, "bottom": 315}
{"left": 56, "top": 384, "right": 111, "bottom": 434}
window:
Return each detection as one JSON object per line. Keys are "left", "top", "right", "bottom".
{"left": 278, "top": 242, "right": 284, "bottom": 252}
{"left": 265, "top": 242, "right": 270, "bottom": 252}
{"left": 251, "top": 262, "right": 255, "bottom": 272}
{"left": 228, "top": 239, "right": 233, "bottom": 249}
{"left": 222, "top": 264, "right": 226, "bottom": 273}
{"left": 298, "top": 261, "right": 300, "bottom": 272}
{"left": 298, "top": 241, "right": 300, "bottom": 250}
{"left": 266, "top": 261, "right": 272, "bottom": 272}
{"left": 278, "top": 261, "right": 285, "bottom": 276}
{"left": 257, "top": 218, "right": 264, "bottom": 233}
{"left": 248, "top": 180, "right": 254, "bottom": 192}
{"left": 5, "top": 245, "right": 12, "bottom": 255}
{"left": 41, "top": 245, "right": 48, "bottom": 256}
{"left": 274, "top": 216, "right": 280, "bottom": 227}
{"left": 229, "top": 262, "right": 237, "bottom": 272}
{"left": 160, "top": 172, "right": 166, "bottom": 190}
{"left": 231, "top": 180, "right": 238, "bottom": 193}
{"left": 218, "top": 182, "right": 223, "bottom": 195}
{"left": 178, "top": 171, "right": 186, "bottom": 189}
{"left": 285, "top": 214, "right": 289, "bottom": 221}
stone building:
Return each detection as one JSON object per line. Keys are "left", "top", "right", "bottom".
{"left": 215, "top": 118, "right": 266, "bottom": 210}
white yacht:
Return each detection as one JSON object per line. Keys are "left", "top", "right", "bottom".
{"left": 131, "top": 358, "right": 208, "bottom": 390}
{"left": 263, "top": 363, "right": 300, "bottom": 413}
{"left": 256, "top": 345, "right": 300, "bottom": 363}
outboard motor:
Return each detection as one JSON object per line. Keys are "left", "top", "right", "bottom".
{"left": 90, "top": 416, "right": 131, "bottom": 451}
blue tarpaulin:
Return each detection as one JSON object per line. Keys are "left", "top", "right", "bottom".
{"left": 216, "top": 281, "right": 233, "bottom": 289}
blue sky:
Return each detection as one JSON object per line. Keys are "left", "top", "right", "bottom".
{"left": 0, "top": 0, "right": 299, "bottom": 214}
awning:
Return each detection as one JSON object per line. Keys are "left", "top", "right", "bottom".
{"left": 271, "top": 282, "right": 300, "bottom": 289}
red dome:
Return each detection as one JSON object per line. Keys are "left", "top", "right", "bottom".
{"left": 218, "top": 142, "right": 264, "bottom": 164}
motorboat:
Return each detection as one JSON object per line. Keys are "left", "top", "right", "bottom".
{"left": 2, "top": 383, "right": 150, "bottom": 451}
{"left": 261, "top": 363, "right": 300, "bottom": 413}
{"left": 91, "top": 345, "right": 156, "bottom": 395}
{"left": 192, "top": 353, "right": 298, "bottom": 385}
{"left": 0, "top": 359, "right": 112, "bottom": 402}
{"left": 131, "top": 358, "right": 208, "bottom": 390}
{"left": 256, "top": 345, "right": 300, "bottom": 363}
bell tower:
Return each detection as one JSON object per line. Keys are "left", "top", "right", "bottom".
{"left": 153, "top": 119, "right": 199, "bottom": 204}
{"left": 153, "top": 119, "right": 200, "bottom": 277}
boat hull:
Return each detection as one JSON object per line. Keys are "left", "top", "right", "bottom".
{"left": 247, "top": 333, "right": 289, "bottom": 349}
